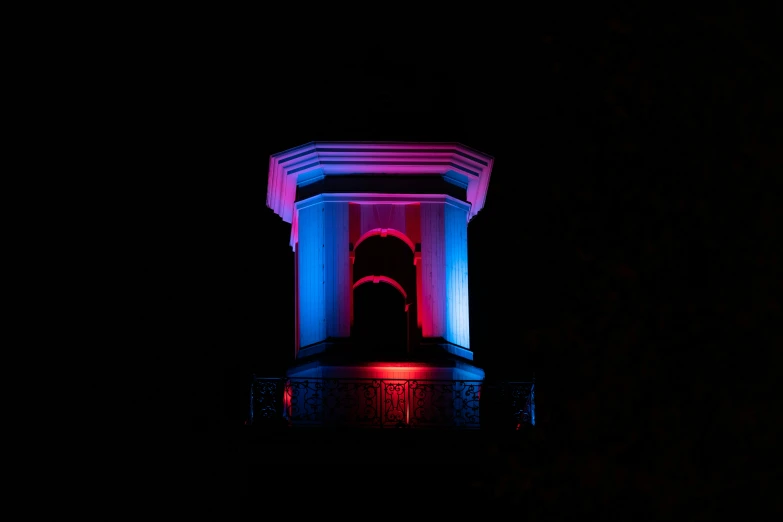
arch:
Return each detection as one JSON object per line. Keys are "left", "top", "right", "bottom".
{"left": 353, "top": 275, "right": 407, "bottom": 301}
{"left": 354, "top": 228, "right": 415, "bottom": 253}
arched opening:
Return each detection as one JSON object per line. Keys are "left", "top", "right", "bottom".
{"left": 353, "top": 281, "right": 407, "bottom": 357}
{"left": 354, "top": 276, "right": 407, "bottom": 301}
{"left": 352, "top": 234, "right": 416, "bottom": 357}
{"left": 353, "top": 235, "right": 414, "bottom": 293}
{"left": 354, "top": 228, "right": 415, "bottom": 253}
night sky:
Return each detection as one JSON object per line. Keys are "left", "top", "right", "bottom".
{"left": 181, "top": 8, "right": 780, "bottom": 515}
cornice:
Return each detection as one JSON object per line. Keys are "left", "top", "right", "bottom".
{"left": 267, "top": 142, "right": 494, "bottom": 223}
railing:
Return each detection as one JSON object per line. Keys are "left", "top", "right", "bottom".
{"left": 249, "top": 377, "right": 535, "bottom": 429}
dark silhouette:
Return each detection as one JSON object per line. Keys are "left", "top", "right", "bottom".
{"left": 174, "top": 8, "right": 780, "bottom": 517}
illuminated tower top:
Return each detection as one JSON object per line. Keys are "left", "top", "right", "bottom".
{"left": 266, "top": 142, "right": 494, "bottom": 382}
{"left": 267, "top": 142, "right": 494, "bottom": 248}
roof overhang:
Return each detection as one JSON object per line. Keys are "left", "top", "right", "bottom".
{"left": 266, "top": 142, "right": 494, "bottom": 223}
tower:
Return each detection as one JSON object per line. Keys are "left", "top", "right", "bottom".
{"left": 266, "top": 141, "right": 498, "bottom": 426}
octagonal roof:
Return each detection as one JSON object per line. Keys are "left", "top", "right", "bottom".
{"left": 266, "top": 142, "right": 494, "bottom": 222}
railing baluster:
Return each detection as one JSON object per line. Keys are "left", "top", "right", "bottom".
{"left": 409, "top": 381, "right": 413, "bottom": 426}
{"left": 250, "top": 377, "right": 534, "bottom": 429}
{"left": 248, "top": 376, "right": 254, "bottom": 425}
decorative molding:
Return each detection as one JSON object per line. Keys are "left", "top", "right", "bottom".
{"left": 353, "top": 275, "right": 408, "bottom": 301}
{"left": 291, "top": 194, "right": 469, "bottom": 250}
{"left": 354, "top": 227, "right": 415, "bottom": 253}
{"left": 267, "top": 142, "right": 494, "bottom": 225}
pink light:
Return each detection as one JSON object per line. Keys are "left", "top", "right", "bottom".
{"left": 363, "top": 365, "right": 435, "bottom": 372}
{"left": 353, "top": 275, "right": 407, "bottom": 300}
{"left": 283, "top": 381, "right": 292, "bottom": 418}
{"left": 354, "top": 227, "right": 415, "bottom": 253}
{"left": 348, "top": 364, "right": 447, "bottom": 385}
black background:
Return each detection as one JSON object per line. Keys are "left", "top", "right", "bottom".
{"left": 169, "top": 6, "right": 781, "bottom": 515}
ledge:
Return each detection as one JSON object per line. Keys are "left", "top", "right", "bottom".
{"left": 267, "top": 142, "right": 494, "bottom": 224}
